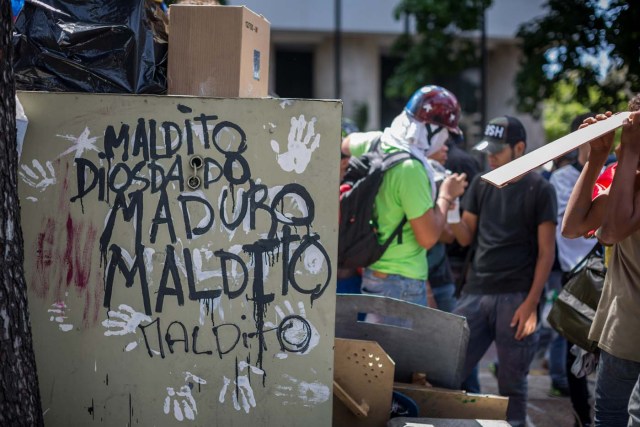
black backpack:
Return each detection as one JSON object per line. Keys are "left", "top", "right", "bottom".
{"left": 338, "top": 137, "right": 416, "bottom": 269}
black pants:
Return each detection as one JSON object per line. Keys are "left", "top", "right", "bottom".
{"left": 567, "top": 343, "right": 592, "bottom": 425}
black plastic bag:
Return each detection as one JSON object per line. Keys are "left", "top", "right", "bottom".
{"left": 12, "top": 0, "right": 168, "bottom": 94}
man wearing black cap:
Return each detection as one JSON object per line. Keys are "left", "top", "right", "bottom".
{"left": 450, "top": 115, "right": 557, "bottom": 427}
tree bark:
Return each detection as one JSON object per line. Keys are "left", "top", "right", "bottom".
{"left": 0, "top": 2, "right": 45, "bottom": 425}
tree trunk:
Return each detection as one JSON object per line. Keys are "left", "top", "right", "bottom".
{"left": 0, "top": 2, "right": 45, "bottom": 426}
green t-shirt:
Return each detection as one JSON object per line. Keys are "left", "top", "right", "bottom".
{"left": 349, "top": 134, "right": 434, "bottom": 280}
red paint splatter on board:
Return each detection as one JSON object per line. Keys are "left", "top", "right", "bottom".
{"left": 33, "top": 218, "right": 56, "bottom": 299}
{"left": 31, "top": 214, "right": 104, "bottom": 326}
{"left": 27, "top": 159, "right": 105, "bottom": 327}
{"left": 64, "top": 215, "right": 75, "bottom": 286}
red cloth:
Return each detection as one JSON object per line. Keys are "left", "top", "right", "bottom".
{"left": 585, "top": 162, "right": 617, "bottom": 237}
{"left": 338, "top": 183, "right": 352, "bottom": 224}
{"left": 592, "top": 162, "right": 617, "bottom": 200}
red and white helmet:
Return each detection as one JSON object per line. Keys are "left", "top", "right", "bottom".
{"left": 405, "top": 85, "right": 461, "bottom": 134}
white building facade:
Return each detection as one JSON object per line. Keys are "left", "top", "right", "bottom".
{"left": 228, "top": 0, "right": 547, "bottom": 148}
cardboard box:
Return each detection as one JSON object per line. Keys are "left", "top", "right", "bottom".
{"left": 168, "top": 5, "right": 270, "bottom": 97}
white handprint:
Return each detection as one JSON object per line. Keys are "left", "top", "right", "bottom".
{"left": 19, "top": 160, "right": 56, "bottom": 192}
{"left": 48, "top": 301, "right": 73, "bottom": 332}
{"left": 270, "top": 115, "right": 321, "bottom": 174}
{"left": 274, "top": 374, "right": 330, "bottom": 407}
{"left": 218, "top": 361, "right": 265, "bottom": 413}
{"left": 266, "top": 300, "right": 320, "bottom": 359}
{"left": 163, "top": 372, "right": 207, "bottom": 422}
{"left": 101, "top": 304, "right": 151, "bottom": 351}
{"left": 164, "top": 385, "right": 197, "bottom": 421}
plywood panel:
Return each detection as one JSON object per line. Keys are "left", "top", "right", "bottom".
{"left": 482, "top": 111, "right": 630, "bottom": 188}
{"left": 18, "top": 92, "right": 341, "bottom": 426}
{"left": 393, "top": 384, "right": 508, "bottom": 421}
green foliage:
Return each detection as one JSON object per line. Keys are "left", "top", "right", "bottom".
{"left": 385, "top": 0, "right": 492, "bottom": 99}
{"left": 543, "top": 82, "right": 591, "bottom": 142}
{"left": 543, "top": 81, "right": 626, "bottom": 150}
{"left": 516, "top": 0, "right": 640, "bottom": 117}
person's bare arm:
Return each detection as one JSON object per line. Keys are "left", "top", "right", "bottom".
{"left": 510, "top": 220, "right": 555, "bottom": 340}
{"left": 410, "top": 206, "right": 446, "bottom": 250}
{"left": 411, "top": 173, "right": 467, "bottom": 249}
{"left": 438, "top": 223, "right": 455, "bottom": 244}
{"left": 341, "top": 135, "right": 352, "bottom": 157}
{"left": 450, "top": 211, "right": 477, "bottom": 247}
{"left": 562, "top": 113, "right": 613, "bottom": 238}
{"left": 426, "top": 281, "right": 438, "bottom": 309}
{"left": 600, "top": 111, "right": 640, "bottom": 244}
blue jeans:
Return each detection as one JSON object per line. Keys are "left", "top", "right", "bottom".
{"left": 629, "top": 375, "right": 640, "bottom": 427}
{"left": 462, "top": 365, "right": 481, "bottom": 393}
{"left": 431, "top": 283, "right": 457, "bottom": 313}
{"left": 454, "top": 292, "right": 539, "bottom": 427}
{"left": 548, "top": 333, "right": 568, "bottom": 388}
{"left": 595, "top": 350, "right": 640, "bottom": 427}
{"left": 360, "top": 268, "right": 427, "bottom": 327}
{"left": 337, "top": 275, "right": 362, "bottom": 294}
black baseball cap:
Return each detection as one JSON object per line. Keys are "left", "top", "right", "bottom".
{"left": 472, "top": 115, "right": 527, "bottom": 154}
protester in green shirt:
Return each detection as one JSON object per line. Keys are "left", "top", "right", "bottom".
{"left": 341, "top": 85, "right": 467, "bottom": 325}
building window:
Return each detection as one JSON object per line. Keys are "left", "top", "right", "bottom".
{"left": 275, "top": 50, "right": 314, "bottom": 98}
{"left": 380, "top": 55, "right": 405, "bottom": 129}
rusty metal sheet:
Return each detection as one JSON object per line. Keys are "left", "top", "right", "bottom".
{"left": 335, "top": 294, "right": 469, "bottom": 389}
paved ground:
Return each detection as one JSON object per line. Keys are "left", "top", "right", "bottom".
{"left": 477, "top": 343, "right": 595, "bottom": 427}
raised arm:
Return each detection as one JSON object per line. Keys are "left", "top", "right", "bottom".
{"left": 411, "top": 173, "right": 467, "bottom": 249}
{"left": 599, "top": 111, "right": 640, "bottom": 244}
{"left": 562, "top": 113, "right": 613, "bottom": 238}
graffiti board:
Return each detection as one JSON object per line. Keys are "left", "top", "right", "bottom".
{"left": 18, "top": 92, "right": 341, "bottom": 426}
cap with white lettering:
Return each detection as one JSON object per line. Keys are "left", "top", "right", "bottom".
{"left": 472, "top": 115, "right": 527, "bottom": 155}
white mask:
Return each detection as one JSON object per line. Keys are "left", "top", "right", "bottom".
{"left": 424, "top": 124, "right": 449, "bottom": 156}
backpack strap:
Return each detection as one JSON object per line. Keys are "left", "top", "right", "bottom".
{"left": 567, "top": 242, "right": 603, "bottom": 276}
{"left": 369, "top": 136, "right": 417, "bottom": 248}
{"left": 368, "top": 134, "right": 417, "bottom": 170}
{"left": 381, "top": 217, "right": 408, "bottom": 250}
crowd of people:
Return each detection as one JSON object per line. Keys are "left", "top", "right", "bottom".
{"left": 338, "top": 85, "right": 640, "bottom": 427}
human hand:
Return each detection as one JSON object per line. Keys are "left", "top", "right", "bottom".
{"left": 620, "top": 111, "right": 640, "bottom": 153}
{"left": 440, "top": 173, "right": 467, "bottom": 200}
{"left": 426, "top": 283, "right": 438, "bottom": 309}
{"left": 579, "top": 112, "right": 615, "bottom": 154}
{"left": 510, "top": 299, "right": 537, "bottom": 340}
